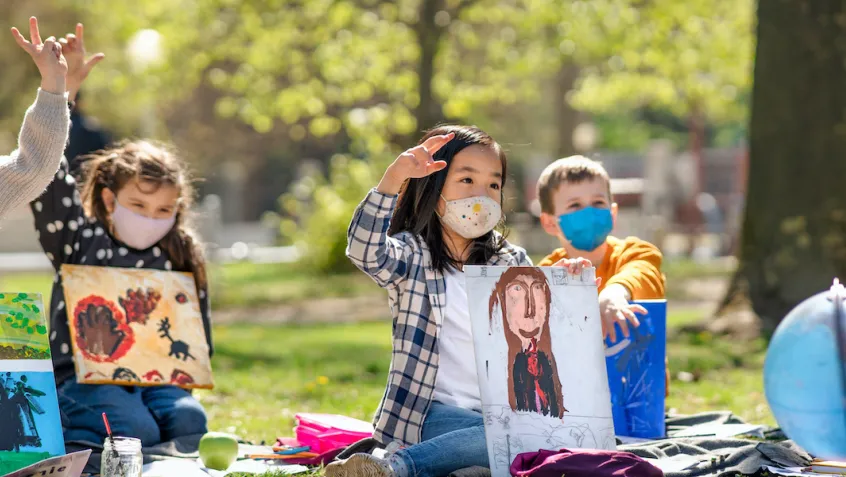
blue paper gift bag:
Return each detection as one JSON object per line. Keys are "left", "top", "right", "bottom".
{"left": 604, "top": 299, "right": 667, "bottom": 438}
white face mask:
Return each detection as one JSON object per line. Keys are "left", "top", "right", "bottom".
{"left": 111, "top": 201, "right": 176, "bottom": 250}
{"left": 438, "top": 195, "right": 502, "bottom": 239}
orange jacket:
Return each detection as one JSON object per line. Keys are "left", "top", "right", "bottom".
{"left": 538, "top": 236, "right": 665, "bottom": 299}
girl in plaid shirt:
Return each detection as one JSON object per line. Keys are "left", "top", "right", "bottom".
{"left": 329, "top": 126, "right": 587, "bottom": 477}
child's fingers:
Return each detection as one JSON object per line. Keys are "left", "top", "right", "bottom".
{"left": 421, "top": 133, "right": 455, "bottom": 156}
{"left": 29, "top": 17, "right": 42, "bottom": 46}
{"left": 76, "top": 23, "right": 84, "bottom": 43}
{"left": 629, "top": 304, "right": 648, "bottom": 315}
{"left": 11, "top": 27, "right": 34, "bottom": 55}
{"left": 426, "top": 160, "right": 447, "bottom": 174}
{"left": 622, "top": 308, "right": 641, "bottom": 328}
{"left": 83, "top": 53, "right": 106, "bottom": 72}
{"left": 595, "top": 277, "right": 602, "bottom": 287}
{"left": 606, "top": 317, "right": 617, "bottom": 343}
{"left": 42, "top": 38, "right": 56, "bottom": 57}
{"left": 408, "top": 146, "right": 430, "bottom": 169}
{"left": 616, "top": 312, "right": 631, "bottom": 338}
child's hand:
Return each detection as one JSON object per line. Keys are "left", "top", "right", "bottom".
{"left": 665, "top": 356, "right": 670, "bottom": 398}
{"left": 59, "top": 23, "right": 105, "bottom": 102}
{"left": 11, "top": 17, "right": 67, "bottom": 95}
{"left": 598, "top": 284, "right": 645, "bottom": 342}
{"left": 376, "top": 133, "right": 455, "bottom": 195}
{"left": 552, "top": 257, "right": 602, "bottom": 287}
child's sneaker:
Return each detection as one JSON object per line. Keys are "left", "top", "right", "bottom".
{"left": 325, "top": 453, "right": 395, "bottom": 477}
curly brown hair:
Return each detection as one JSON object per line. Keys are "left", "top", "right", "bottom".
{"left": 79, "top": 140, "right": 207, "bottom": 289}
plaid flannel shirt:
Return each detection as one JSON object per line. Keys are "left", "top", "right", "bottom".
{"left": 346, "top": 188, "right": 532, "bottom": 446}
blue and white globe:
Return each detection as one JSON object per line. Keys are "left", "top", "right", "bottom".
{"left": 764, "top": 279, "right": 846, "bottom": 460}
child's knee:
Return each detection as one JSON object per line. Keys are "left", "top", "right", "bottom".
{"left": 167, "top": 398, "right": 208, "bottom": 436}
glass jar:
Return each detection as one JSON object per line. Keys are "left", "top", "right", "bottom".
{"left": 101, "top": 437, "right": 143, "bottom": 477}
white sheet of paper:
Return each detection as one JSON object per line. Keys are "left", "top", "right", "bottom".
{"left": 142, "top": 458, "right": 310, "bottom": 477}
{"left": 466, "top": 266, "right": 616, "bottom": 477}
{"left": 142, "top": 459, "right": 210, "bottom": 477}
{"left": 764, "top": 466, "right": 830, "bottom": 476}
{"left": 643, "top": 455, "right": 706, "bottom": 473}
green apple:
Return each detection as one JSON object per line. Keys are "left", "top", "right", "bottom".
{"left": 199, "top": 432, "right": 239, "bottom": 471}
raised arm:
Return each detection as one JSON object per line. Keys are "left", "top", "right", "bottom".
{"left": 346, "top": 133, "right": 454, "bottom": 288}
{"left": 0, "top": 17, "right": 70, "bottom": 221}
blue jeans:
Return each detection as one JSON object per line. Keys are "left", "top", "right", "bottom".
{"left": 57, "top": 380, "right": 208, "bottom": 447}
{"left": 391, "top": 402, "right": 488, "bottom": 477}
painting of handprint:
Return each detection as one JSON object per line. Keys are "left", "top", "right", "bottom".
{"left": 72, "top": 295, "right": 134, "bottom": 362}
{"left": 119, "top": 288, "right": 161, "bottom": 325}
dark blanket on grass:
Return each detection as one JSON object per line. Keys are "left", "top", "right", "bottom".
{"left": 68, "top": 412, "right": 811, "bottom": 476}
{"left": 335, "top": 412, "right": 810, "bottom": 477}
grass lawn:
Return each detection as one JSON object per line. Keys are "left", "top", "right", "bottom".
{"left": 202, "top": 311, "right": 773, "bottom": 445}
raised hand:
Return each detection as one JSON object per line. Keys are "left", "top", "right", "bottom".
{"left": 59, "top": 23, "right": 105, "bottom": 102}
{"left": 377, "top": 133, "right": 455, "bottom": 195}
{"left": 11, "top": 17, "right": 67, "bottom": 95}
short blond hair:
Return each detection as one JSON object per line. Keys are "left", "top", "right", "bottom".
{"left": 536, "top": 155, "right": 611, "bottom": 215}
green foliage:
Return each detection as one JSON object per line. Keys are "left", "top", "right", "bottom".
{"left": 570, "top": 0, "right": 755, "bottom": 123}
{"left": 279, "top": 154, "right": 382, "bottom": 274}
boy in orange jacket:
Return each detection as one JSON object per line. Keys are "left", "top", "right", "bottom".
{"left": 536, "top": 156, "right": 669, "bottom": 394}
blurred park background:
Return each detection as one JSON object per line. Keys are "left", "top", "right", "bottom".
{"left": 2, "top": 0, "right": 842, "bottom": 443}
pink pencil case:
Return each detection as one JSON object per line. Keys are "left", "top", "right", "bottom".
{"left": 294, "top": 413, "right": 374, "bottom": 454}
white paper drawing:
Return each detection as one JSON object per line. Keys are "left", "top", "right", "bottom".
{"left": 466, "top": 265, "right": 616, "bottom": 477}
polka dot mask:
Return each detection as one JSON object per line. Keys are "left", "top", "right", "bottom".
{"left": 438, "top": 195, "right": 502, "bottom": 239}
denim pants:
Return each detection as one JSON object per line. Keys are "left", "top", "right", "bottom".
{"left": 57, "top": 380, "right": 208, "bottom": 447}
{"left": 391, "top": 402, "right": 488, "bottom": 477}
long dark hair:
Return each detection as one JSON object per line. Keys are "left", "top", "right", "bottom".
{"left": 388, "top": 125, "right": 508, "bottom": 272}
{"left": 80, "top": 140, "right": 208, "bottom": 289}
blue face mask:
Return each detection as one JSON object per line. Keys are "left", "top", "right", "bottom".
{"left": 557, "top": 207, "right": 613, "bottom": 252}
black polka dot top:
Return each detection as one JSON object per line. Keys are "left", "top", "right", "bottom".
{"left": 30, "top": 157, "right": 213, "bottom": 386}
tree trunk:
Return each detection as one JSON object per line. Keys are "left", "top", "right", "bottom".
{"left": 726, "top": 0, "right": 846, "bottom": 337}
{"left": 554, "top": 64, "right": 581, "bottom": 157}
{"left": 413, "top": 0, "right": 446, "bottom": 134}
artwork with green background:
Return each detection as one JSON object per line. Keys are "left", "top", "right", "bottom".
{"left": 0, "top": 293, "right": 51, "bottom": 360}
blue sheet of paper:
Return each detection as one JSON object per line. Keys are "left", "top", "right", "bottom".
{"left": 604, "top": 299, "right": 667, "bottom": 438}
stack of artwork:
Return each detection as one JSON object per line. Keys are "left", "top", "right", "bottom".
{"left": 0, "top": 293, "right": 65, "bottom": 475}
{"left": 466, "top": 266, "right": 617, "bottom": 477}
{"left": 60, "top": 265, "right": 213, "bottom": 389}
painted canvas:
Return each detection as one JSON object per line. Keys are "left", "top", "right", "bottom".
{"left": 0, "top": 293, "right": 66, "bottom": 475}
{"left": 605, "top": 299, "right": 667, "bottom": 438}
{"left": 60, "top": 265, "right": 213, "bottom": 389}
{"left": 466, "top": 266, "right": 616, "bottom": 477}
{"left": 0, "top": 293, "right": 50, "bottom": 360}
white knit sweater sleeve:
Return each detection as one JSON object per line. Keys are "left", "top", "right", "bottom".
{"left": 0, "top": 89, "right": 70, "bottom": 221}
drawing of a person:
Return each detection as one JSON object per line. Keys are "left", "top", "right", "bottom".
{"left": 489, "top": 267, "right": 566, "bottom": 418}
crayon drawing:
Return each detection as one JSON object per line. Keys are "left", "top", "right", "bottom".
{"left": 60, "top": 265, "right": 213, "bottom": 389}
{"left": 0, "top": 293, "right": 50, "bottom": 360}
{"left": 605, "top": 299, "right": 667, "bottom": 438}
{"left": 466, "top": 266, "right": 616, "bottom": 477}
{"left": 0, "top": 372, "right": 65, "bottom": 475}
